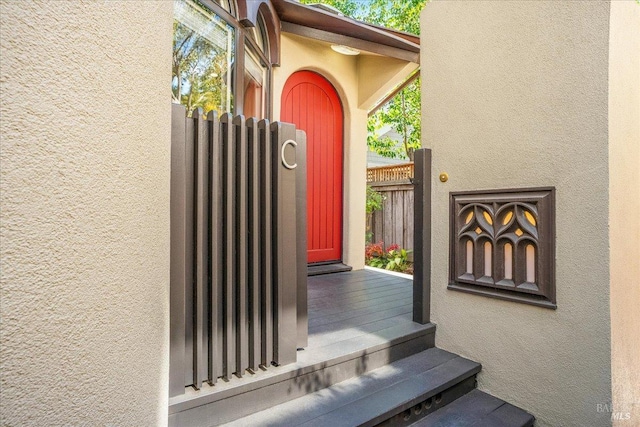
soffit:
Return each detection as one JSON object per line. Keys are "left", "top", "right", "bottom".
{"left": 271, "top": 0, "right": 420, "bottom": 63}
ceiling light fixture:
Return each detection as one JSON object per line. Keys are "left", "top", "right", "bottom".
{"left": 331, "top": 45, "right": 360, "bottom": 56}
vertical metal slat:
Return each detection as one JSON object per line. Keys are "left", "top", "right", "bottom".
{"left": 208, "top": 110, "right": 221, "bottom": 385}
{"left": 193, "top": 108, "right": 207, "bottom": 389}
{"left": 170, "top": 104, "right": 187, "bottom": 397}
{"left": 295, "top": 129, "right": 308, "bottom": 349}
{"left": 247, "top": 118, "right": 261, "bottom": 371}
{"left": 234, "top": 115, "right": 249, "bottom": 377}
{"left": 221, "top": 113, "right": 236, "bottom": 380}
{"left": 184, "top": 109, "right": 196, "bottom": 387}
{"left": 259, "top": 119, "right": 273, "bottom": 366}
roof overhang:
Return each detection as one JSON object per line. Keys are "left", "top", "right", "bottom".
{"left": 271, "top": 0, "right": 420, "bottom": 63}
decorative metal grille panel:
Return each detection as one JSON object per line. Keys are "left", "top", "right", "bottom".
{"left": 449, "top": 188, "right": 556, "bottom": 309}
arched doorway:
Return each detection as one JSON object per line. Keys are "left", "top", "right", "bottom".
{"left": 281, "top": 71, "right": 343, "bottom": 264}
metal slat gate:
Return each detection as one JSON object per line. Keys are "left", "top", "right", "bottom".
{"left": 169, "top": 104, "right": 306, "bottom": 397}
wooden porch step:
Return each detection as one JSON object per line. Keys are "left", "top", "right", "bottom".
{"left": 221, "top": 348, "right": 481, "bottom": 427}
{"left": 307, "top": 262, "right": 353, "bottom": 276}
{"left": 168, "top": 322, "right": 435, "bottom": 426}
{"left": 410, "top": 389, "right": 535, "bottom": 427}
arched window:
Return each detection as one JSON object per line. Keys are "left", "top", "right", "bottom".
{"left": 243, "top": 13, "right": 270, "bottom": 118}
{"left": 172, "top": 0, "right": 274, "bottom": 119}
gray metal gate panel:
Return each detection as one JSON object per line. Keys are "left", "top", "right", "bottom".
{"left": 271, "top": 122, "right": 298, "bottom": 366}
{"left": 169, "top": 110, "right": 305, "bottom": 395}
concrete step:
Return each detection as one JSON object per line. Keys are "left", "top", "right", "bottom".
{"left": 409, "top": 388, "right": 535, "bottom": 427}
{"left": 222, "top": 348, "right": 481, "bottom": 427}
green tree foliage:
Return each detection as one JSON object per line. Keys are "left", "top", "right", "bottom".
{"left": 172, "top": 18, "right": 233, "bottom": 116}
{"left": 368, "top": 77, "right": 421, "bottom": 160}
{"left": 365, "top": 186, "right": 384, "bottom": 215}
{"left": 300, "top": 0, "right": 425, "bottom": 35}
{"left": 300, "top": 0, "right": 426, "bottom": 159}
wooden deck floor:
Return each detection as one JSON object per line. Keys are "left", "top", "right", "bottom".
{"left": 306, "top": 268, "right": 415, "bottom": 350}
{"left": 169, "top": 268, "right": 434, "bottom": 425}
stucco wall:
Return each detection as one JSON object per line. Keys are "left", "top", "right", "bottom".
{"left": 0, "top": 1, "right": 173, "bottom": 426}
{"left": 609, "top": 2, "right": 640, "bottom": 425}
{"left": 421, "top": 2, "right": 612, "bottom": 426}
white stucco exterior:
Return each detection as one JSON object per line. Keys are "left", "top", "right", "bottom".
{"left": 0, "top": 1, "right": 173, "bottom": 425}
{"left": 420, "top": 1, "right": 637, "bottom": 426}
{"left": 4, "top": 0, "right": 634, "bottom": 425}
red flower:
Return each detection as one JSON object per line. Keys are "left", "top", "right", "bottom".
{"left": 365, "top": 242, "right": 384, "bottom": 259}
{"left": 387, "top": 244, "right": 399, "bottom": 253}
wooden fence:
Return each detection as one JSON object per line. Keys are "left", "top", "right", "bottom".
{"left": 366, "top": 162, "right": 414, "bottom": 184}
{"left": 367, "top": 182, "right": 415, "bottom": 251}
{"left": 170, "top": 104, "right": 306, "bottom": 397}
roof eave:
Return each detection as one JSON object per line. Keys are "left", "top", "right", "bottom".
{"left": 272, "top": 0, "right": 420, "bottom": 63}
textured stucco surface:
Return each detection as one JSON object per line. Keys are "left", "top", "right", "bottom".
{"left": 274, "top": 33, "right": 416, "bottom": 270}
{"left": 0, "top": 1, "right": 173, "bottom": 425}
{"left": 609, "top": 2, "right": 640, "bottom": 425}
{"left": 357, "top": 55, "right": 419, "bottom": 111}
{"left": 421, "top": 2, "right": 612, "bottom": 426}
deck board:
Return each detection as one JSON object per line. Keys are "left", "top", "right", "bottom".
{"left": 307, "top": 269, "right": 414, "bottom": 338}
{"left": 169, "top": 268, "right": 433, "bottom": 425}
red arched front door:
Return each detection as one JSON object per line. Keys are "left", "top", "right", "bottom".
{"left": 282, "top": 71, "right": 343, "bottom": 264}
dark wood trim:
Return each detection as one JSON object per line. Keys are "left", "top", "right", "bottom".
{"left": 449, "top": 186, "right": 557, "bottom": 197}
{"left": 272, "top": 0, "right": 419, "bottom": 53}
{"left": 259, "top": 2, "right": 281, "bottom": 66}
{"left": 413, "top": 148, "right": 431, "bottom": 324}
{"left": 281, "top": 22, "right": 420, "bottom": 63}
{"left": 237, "top": 0, "right": 281, "bottom": 66}
{"left": 363, "top": 23, "right": 420, "bottom": 44}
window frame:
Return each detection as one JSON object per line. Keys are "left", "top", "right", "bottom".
{"left": 174, "top": 0, "right": 273, "bottom": 120}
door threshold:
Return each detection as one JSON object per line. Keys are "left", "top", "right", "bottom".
{"left": 307, "top": 262, "right": 353, "bottom": 276}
